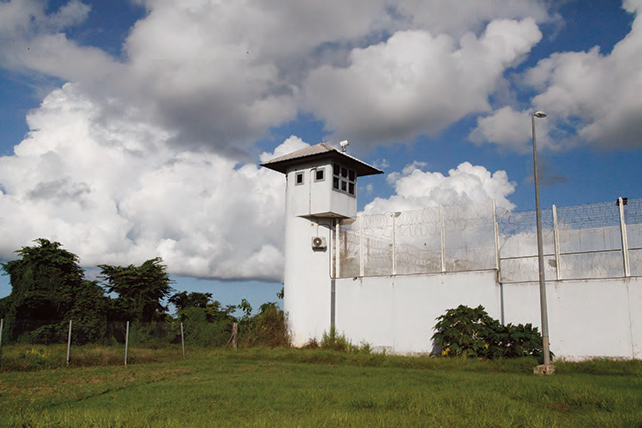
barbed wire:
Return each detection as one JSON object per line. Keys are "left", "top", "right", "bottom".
{"left": 337, "top": 198, "right": 641, "bottom": 281}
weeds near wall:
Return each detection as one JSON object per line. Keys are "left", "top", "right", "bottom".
{"left": 238, "top": 302, "right": 290, "bottom": 348}
{"left": 320, "top": 327, "right": 354, "bottom": 352}
{"left": 301, "top": 327, "right": 372, "bottom": 354}
{"left": 432, "top": 305, "right": 548, "bottom": 361}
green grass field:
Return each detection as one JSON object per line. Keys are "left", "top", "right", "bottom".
{"left": 1, "top": 346, "right": 641, "bottom": 427}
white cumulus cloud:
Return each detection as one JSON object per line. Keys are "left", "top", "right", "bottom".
{"left": 470, "top": 2, "right": 642, "bottom": 151}
{"left": 0, "top": 84, "right": 290, "bottom": 282}
{"left": 364, "top": 162, "right": 516, "bottom": 214}
{"left": 303, "top": 18, "right": 542, "bottom": 146}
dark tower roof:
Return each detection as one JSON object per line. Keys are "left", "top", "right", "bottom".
{"left": 260, "top": 142, "right": 383, "bottom": 176}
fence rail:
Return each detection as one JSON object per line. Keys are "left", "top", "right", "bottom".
{"left": 335, "top": 197, "right": 642, "bottom": 283}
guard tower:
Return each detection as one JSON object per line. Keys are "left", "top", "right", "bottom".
{"left": 261, "top": 142, "right": 382, "bottom": 345}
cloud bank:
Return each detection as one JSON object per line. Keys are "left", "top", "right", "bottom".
{"left": 0, "top": 0, "right": 640, "bottom": 282}
{"left": 0, "top": 84, "right": 288, "bottom": 281}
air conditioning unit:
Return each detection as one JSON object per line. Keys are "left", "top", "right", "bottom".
{"left": 311, "top": 236, "right": 327, "bottom": 250}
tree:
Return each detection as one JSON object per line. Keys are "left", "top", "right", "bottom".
{"left": 169, "top": 291, "right": 213, "bottom": 311}
{"left": 1, "top": 238, "right": 107, "bottom": 342}
{"left": 99, "top": 257, "right": 174, "bottom": 323}
{"left": 68, "top": 280, "right": 111, "bottom": 344}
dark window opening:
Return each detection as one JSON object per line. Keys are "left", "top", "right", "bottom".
{"left": 315, "top": 168, "right": 325, "bottom": 181}
{"left": 332, "top": 163, "right": 356, "bottom": 197}
{"left": 295, "top": 172, "right": 304, "bottom": 185}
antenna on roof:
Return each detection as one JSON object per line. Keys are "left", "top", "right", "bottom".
{"left": 339, "top": 140, "right": 349, "bottom": 152}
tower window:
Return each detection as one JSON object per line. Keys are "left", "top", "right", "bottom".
{"left": 295, "top": 172, "right": 304, "bottom": 185}
{"left": 332, "top": 163, "right": 356, "bottom": 197}
{"left": 315, "top": 168, "right": 325, "bottom": 182}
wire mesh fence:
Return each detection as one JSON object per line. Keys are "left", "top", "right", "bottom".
{"left": 336, "top": 197, "right": 641, "bottom": 282}
{"left": 338, "top": 202, "right": 498, "bottom": 278}
{"left": 0, "top": 317, "right": 246, "bottom": 366}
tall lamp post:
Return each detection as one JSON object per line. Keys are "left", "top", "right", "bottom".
{"left": 531, "top": 111, "right": 554, "bottom": 374}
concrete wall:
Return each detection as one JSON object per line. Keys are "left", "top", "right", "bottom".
{"left": 333, "top": 272, "right": 642, "bottom": 359}
{"left": 501, "top": 277, "right": 642, "bottom": 360}
{"left": 335, "top": 271, "right": 500, "bottom": 354}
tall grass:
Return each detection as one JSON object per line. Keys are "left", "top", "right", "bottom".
{"left": 0, "top": 343, "right": 187, "bottom": 372}
{"left": 1, "top": 348, "right": 641, "bottom": 427}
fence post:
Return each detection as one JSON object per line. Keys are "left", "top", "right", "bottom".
{"left": 619, "top": 197, "right": 631, "bottom": 277}
{"left": 124, "top": 321, "right": 130, "bottom": 366}
{"left": 493, "top": 200, "right": 500, "bottom": 277}
{"left": 392, "top": 212, "right": 398, "bottom": 275}
{"left": 553, "top": 205, "right": 561, "bottom": 280}
{"left": 359, "top": 215, "right": 365, "bottom": 277}
{"left": 66, "top": 319, "right": 72, "bottom": 365}
{"left": 180, "top": 322, "right": 185, "bottom": 358}
{"left": 440, "top": 205, "right": 446, "bottom": 273}
{"left": 232, "top": 323, "right": 238, "bottom": 350}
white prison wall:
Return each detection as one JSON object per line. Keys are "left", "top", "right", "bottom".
{"left": 335, "top": 274, "right": 642, "bottom": 359}
{"left": 261, "top": 143, "right": 642, "bottom": 359}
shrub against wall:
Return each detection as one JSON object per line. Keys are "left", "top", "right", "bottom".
{"left": 432, "top": 305, "right": 547, "bottom": 360}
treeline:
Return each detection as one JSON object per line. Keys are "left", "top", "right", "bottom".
{"left": 0, "top": 239, "right": 287, "bottom": 347}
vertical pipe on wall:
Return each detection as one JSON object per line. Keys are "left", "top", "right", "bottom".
{"left": 553, "top": 205, "right": 561, "bottom": 280}
{"left": 619, "top": 197, "right": 631, "bottom": 277}
{"left": 330, "top": 279, "right": 336, "bottom": 330}
{"left": 359, "top": 215, "right": 365, "bottom": 277}
{"left": 440, "top": 205, "right": 446, "bottom": 273}
{"left": 335, "top": 220, "right": 341, "bottom": 278}
{"left": 331, "top": 219, "right": 336, "bottom": 330}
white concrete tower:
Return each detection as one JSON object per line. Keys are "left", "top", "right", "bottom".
{"left": 261, "top": 143, "right": 382, "bottom": 345}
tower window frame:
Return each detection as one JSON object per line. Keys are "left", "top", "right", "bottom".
{"left": 295, "top": 171, "right": 304, "bottom": 185}
{"left": 332, "top": 163, "right": 356, "bottom": 197}
{"left": 314, "top": 168, "right": 325, "bottom": 182}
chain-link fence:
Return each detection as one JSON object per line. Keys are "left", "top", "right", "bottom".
{"left": 336, "top": 197, "right": 641, "bottom": 282}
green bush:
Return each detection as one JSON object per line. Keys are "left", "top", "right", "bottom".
{"left": 180, "top": 307, "right": 233, "bottom": 347}
{"left": 432, "top": 305, "right": 547, "bottom": 360}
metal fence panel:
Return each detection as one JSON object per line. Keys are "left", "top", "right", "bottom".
{"left": 337, "top": 198, "right": 641, "bottom": 282}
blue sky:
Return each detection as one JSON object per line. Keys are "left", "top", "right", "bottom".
{"left": 0, "top": 0, "right": 641, "bottom": 309}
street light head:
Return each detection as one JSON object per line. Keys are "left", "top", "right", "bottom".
{"left": 533, "top": 111, "right": 547, "bottom": 118}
